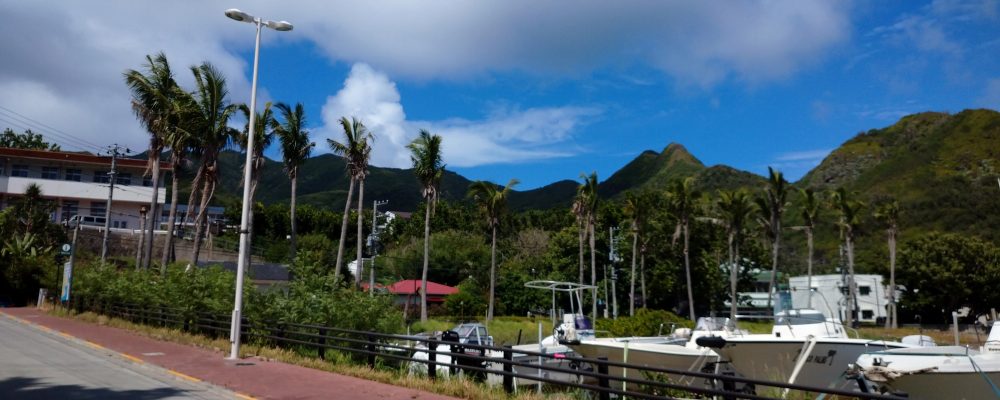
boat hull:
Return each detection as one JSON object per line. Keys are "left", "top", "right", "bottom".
{"left": 856, "top": 348, "right": 1000, "bottom": 399}
{"left": 569, "top": 340, "right": 719, "bottom": 388}
{"left": 713, "top": 339, "right": 908, "bottom": 390}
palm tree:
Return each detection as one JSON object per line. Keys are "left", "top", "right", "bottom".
{"left": 623, "top": 191, "right": 652, "bottom": 317}
{"left": 714, "top": 189, "right": 754, "bottom": 318}
{"left": 185, "top": 62, "right": 238, "bottom": 266}
{"left": 790, "top": 188, "right": 821, "bottom": 308}
{"left": 327, "top": 117, "right": 372, "bottom": 285}
{"left": 874, "top": 199, "right": 900, "bottom": 329}
{"left": 830, "top": 187, "right": 864, "bottom": 327}
{"left": 273, "top": 102, "right": 313, "bottom": 260}
{"left": 760, "top": 167, "right": 789, "bottom": 310}
{"left": 408, "top": 129, "right": 444, "bottom": 322}
{"left": 578, "top": 172, "right": 599, "bottom": 319}
{"left": 468, "top": 178, "right": 519, "bottom": 321}
{"left": 160, "top": 90, "right": 197, "bottom": 269}
{"left": 571, "top": 194, "right": 587, "bottom": 287}
{"left": 667, "top": 177, "right": 701, "bottom": 321}
{"left": 237, "top": 102, "right": 276, "bottom": 270}
{"left": 124, "top": 52, "right": 182, "bottom": 269}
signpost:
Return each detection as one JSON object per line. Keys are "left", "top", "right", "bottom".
{"left": 60, "top": 262, "right": 72, "bottom": 302}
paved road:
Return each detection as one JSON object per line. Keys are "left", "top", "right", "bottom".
{"left": 0, "top": 313, "right": 238, "bottom": 399}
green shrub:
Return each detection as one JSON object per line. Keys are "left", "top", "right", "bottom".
{"left": 595, "top": 308, "right": 691, "bottom": 337}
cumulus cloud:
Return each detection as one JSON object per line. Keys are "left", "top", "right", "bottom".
{"left": 0, "top": 1, "right": 852, "bottom": 154}
{"left": 318, "top": 64, "right": 600, "bottom": 168}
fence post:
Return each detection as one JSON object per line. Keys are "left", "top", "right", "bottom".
{"left": 596, "top": 357, "right": 610, "bottom": 400}
{"left": 367, "top": 333, "right": 377, "bottom": 368}
{"left": 318, "top": 328, "right": 327, "bottom": 360}
{"left": 502, "top": 345, "right": 514, "bottom": 393}
{"left": 427, "top": 339, "right": 437, "bottom": 380}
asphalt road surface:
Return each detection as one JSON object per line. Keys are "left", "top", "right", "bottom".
{"left": 0, "top": 314, "right": 239, "bottom": 399}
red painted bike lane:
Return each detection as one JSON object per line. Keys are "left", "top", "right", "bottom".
{"left": 1, "top": 307, "right": 459, "bottom": 400}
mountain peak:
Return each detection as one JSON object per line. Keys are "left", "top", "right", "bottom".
{"left": 661, "top": 142, "right": 704, "bottom": 167}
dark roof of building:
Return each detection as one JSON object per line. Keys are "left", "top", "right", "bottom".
{"left": 198, "top": 261, "right": 289, "bottom": 281}
{"left": 0, "top": 147, "right": 172, "bottom": 170}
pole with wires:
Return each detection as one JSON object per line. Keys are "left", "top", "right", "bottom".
{"left": 100, "top": 144, "right": 128, "bottom": 263}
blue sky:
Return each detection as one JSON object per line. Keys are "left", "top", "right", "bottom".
{"left": 1, "top": 1, "right": 998, "bottom": 189}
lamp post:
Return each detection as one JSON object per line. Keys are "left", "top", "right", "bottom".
{"left": 224, "top": 8, "right": 293, "bottom": 360}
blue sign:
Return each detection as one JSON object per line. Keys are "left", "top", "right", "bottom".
{"left": 60, "top": 262, "right": 72, "bottom": 302}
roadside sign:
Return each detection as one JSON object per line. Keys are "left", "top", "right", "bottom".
{"left": 60, "top": 262, "right": 72, "bottom": 302}
{"left": 60, "top": 243, "right": 72, "bottom": 256}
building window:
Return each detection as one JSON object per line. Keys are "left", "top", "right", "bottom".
{"left": 93, "top": 170, "right": 110, "bottom": 183}
{"left": 11, "top": 164, "right": 29, "bottom": 177}
{"left": 61, "top": 201, "right": 79, "bottom": 220}
{"left": 143, "top": 176, "right": 153, "bottom": 187}
{"left": 65, "top": 168, "right": 82, "bottom": 182}
{"left": 862, "top": 310, "right": 874, "bottom": 320}
{"left": 42, "top": 166, "right": 59, "bottom": 179}
{"left": 90, "top": 202, "right": 106, "bottom": 218}
{"left": 116, "top": 172, "right": 132, "bottom": 186}
{"left": 112, "top": 220, "right": 128, "bottom": 229}
{"left": 859, "top": 286, "right": 871, "bottom": 296}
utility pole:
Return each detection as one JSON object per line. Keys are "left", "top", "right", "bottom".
{"left": 101, "top": 144, "right": 127, "bottom": 263}
{"left": 369, "top": 200, "right": 388, "bottom": 297}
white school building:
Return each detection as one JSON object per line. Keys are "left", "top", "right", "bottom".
{"left": 0, "top": 147, "right": 169, "bottom": 229}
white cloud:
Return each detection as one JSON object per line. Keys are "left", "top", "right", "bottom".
{"left": 318, "top": 64, "right": 600, "bottom": 168}
{"left": 0, "top": 2, "right": 851, "bottom": 154}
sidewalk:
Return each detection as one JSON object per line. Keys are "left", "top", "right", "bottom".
{"left": 0, "top": 307, "right": 458, "bottom": 400}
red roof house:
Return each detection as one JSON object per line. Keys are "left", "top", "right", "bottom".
{"left": 386, "top": 279, "right": 458, "bottom": 305}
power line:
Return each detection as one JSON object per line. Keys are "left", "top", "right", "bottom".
{"left": 0, "top": 105, "right": 108, "bottom": 153}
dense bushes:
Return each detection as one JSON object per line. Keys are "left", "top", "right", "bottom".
{"left": 71, "top": 248, "right": 405, "bottom": 335}
{"left": 595, "top": 308, "right": 691, "bottom": 337}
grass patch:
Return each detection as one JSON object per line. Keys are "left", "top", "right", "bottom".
{"left": 412, "top": 317, "right": 556, "bottom": 346}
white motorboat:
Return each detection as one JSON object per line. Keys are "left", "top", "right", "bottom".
{"left": 855, "top": 321, "right": 1000, "bottom": 399}
{"left": 486, "top": 280, "right": 599, "bottom": 386}
{"left": 696, "top": 309, "right": 915, "bottom": 391}
{"left": 564, "top": 317, "right": 743, "bottom": 388}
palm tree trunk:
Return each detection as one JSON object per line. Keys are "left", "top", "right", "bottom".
{"left": 766, "top": 221, "right": 781, "bottom": 311}
{"left": 420, "top": 198, "right": 432, "bottom": 322}
{"left": 728, "top": 231, "right": 737, "bottom": 318}
{"left": 806, "top": 229, "right": 814, "bottom": 308}
{"left": 143, "top": 160, "right": 161, "bottom": 269}
{"left": 355, "top": 178, "right": 365, "bottom": 289}
{"left": 289, "top": 172, "right": 298, "bottom": 260}
{"left": 191, "top": 178, "right": 214, "bottom": 266}
{"left": 578, "top": 224, "right": 585, "bottom": 286}
{"left": 161, "top": 164, "right": 181, "bottom": 272}
{"left": 589, "top": 220, "right": 597, "bottom": 320}
{"left": 888, "top": 229, "right": 897, "bottom": 329}
{"left": 640, "top": 250, "right": 647, "bottom": 308}
{"left": 334, "top": 177, "right": 356, "bottom": 284}
{"left": 683, "top": 221, "right": 695, "bottom": 321}
{"left": 488, "top": 225, "right": 497, "bottom": 321}
{"left": 846, "top": 233, "right": 858, "bottom": 327}
{"left": 629, "top": 230, "right": 638, "bottom": 317}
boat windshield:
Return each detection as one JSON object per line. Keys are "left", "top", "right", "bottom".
{"left": 454, "top": 324, "right": 480, "bottom": 338}
{"left": 694, "top": 317, "right": 735, "bottom": 331}
{"left": 776, "top": 312, "right": 826, "bottom": 326}
{"left": 575, "top": 316, "right": 593, "bottom": 330}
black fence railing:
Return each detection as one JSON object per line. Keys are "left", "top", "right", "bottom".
{"left": 67, "top": 299, "right": 906, "bottom": 400}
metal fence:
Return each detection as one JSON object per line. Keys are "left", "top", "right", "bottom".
{"left": 68, "top": 300, "right": 905, "bottom": 400}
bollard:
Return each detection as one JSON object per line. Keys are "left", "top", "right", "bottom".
{"left": 427, "top": 339, "right": 437, "bottom": 380}
{"left": 596, "top": 357, "right": 610, "bottom": 400}
{"left": 502, "top": 345, "right": 514, "bottom": 393}
{"left": 318, "top": 328, "right": 327, "bottom": 360}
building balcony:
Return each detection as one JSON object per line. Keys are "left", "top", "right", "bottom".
{"left": 0, "top": 175, "right": 164, "bottom": 204}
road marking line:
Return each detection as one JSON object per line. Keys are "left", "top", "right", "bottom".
{"left": 234, "top": 392, "right": 257, "bottom": 400}
{"left": 85, "top": 341, "right": 106, "bottom": 350}
{"left": 166, "top": 369, "right": 201, "bottom": 383}
{"left": 120, "top": 353, "right": 144, "bottom": 364}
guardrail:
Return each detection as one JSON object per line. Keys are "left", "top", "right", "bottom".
{"left": 66, "top": 299, "right": 905, "bottom": 400}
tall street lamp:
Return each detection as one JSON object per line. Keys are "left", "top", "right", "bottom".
{"left": 224, "top": 8, "right": 292, "bottom": 360}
